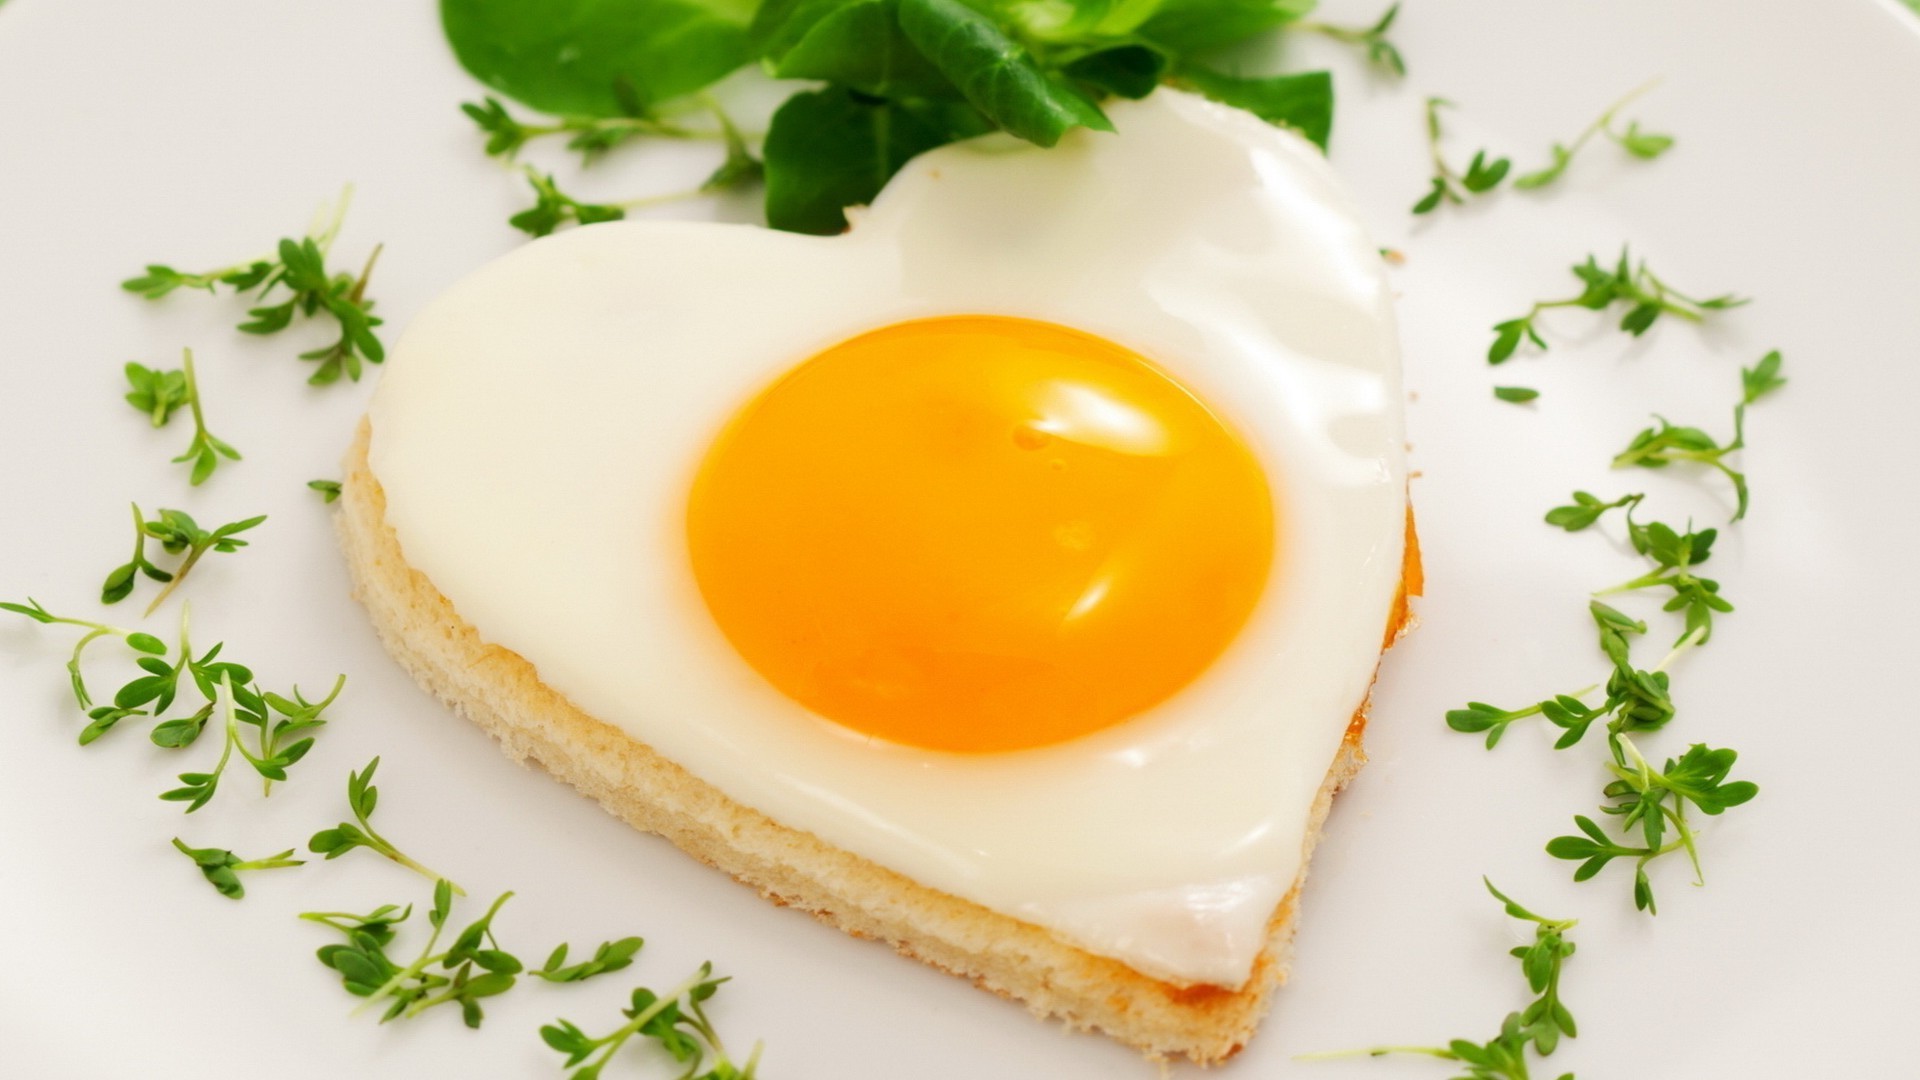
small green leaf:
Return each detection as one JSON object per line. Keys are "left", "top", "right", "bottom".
{"left": 896, "top": 0, "right": 1112, "bottom": 148}
{"left": 1181, "top": 68, "right": 1334, "bottom": 151}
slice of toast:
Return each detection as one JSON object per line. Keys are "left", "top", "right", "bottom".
{"left": 336, "top": 419, "right": 1419, "bottom": 1063}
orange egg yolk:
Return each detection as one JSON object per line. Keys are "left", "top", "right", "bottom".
{"left": 685, "top": 316, "right": 1276, "bottom": 753}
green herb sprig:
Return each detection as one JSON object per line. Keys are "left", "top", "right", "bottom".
{"left": 172, "top": 837, "right": 304, "bottom": 899}
{"left": 307, "top": 880, "right": 519, "bottom": 1027}
{"left": 1514, "top": 81, "right": 1674, "bottom": 189}
{"left": 1489, "top": 249, "right": 1746, "bottom": 363}
{"left": 122, "top": 191, "right": 386, "bottom": 385}
{"left": 542, "top": 962, "right": 762, "bottom": 1080}
{"left": 103, "top": 506, "right": 265, "bottom": 615}
{"left": 309, "top": 757, "right": 463, "bottom": 894}
{"left": 123, "top": 349, "right": 241, "bottom": 485}
{"left": 1445, "top": 600, "right": 1689, "bottom": 751}
{"left": 160, "top": 671, "right": 336, "bottom": 811}
{"left": 462, "top": 94, "right": 730, "bottom": 165}
{"left": 309, "top": 479, "right": 343, "bottom": 503}
{"left": 1610, "top": 352, "right": 1786, "bottom": 521}
{"left": 1, "top": 601, "right": 338, "bottom": 803}
{"left": 1300, "top": 880, "right": 1578, "bottom": 1079}
{"left": 1298, "top": 3, "right": 1405, "bottom": 76}
{"left": 1547, "top": 738, "right": 1756, "bottom": 913}
{"left": 1413, "top": 97, "right": 1510, "bottom": 214}
{"left": 533, "top": 937, "right": 645, "bottom": 984}
{"left": 123, "top": 361, "right": 189, "bottom": 426}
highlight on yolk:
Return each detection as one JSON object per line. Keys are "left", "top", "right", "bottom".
{"left": 685, "top": 315, "right": 1277, "bottom": 753}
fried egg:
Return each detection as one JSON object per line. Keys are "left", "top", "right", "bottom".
{"left": 368, "top": 88, "right": 1407, "bottom": 988}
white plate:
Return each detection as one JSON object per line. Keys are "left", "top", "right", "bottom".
{"left": 2, "top": 0, "right": 1918, "bottom": 1076}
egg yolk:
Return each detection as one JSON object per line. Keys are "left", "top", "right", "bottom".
{"left": 686, "top": 316, "right": 1276, "bottom": 753}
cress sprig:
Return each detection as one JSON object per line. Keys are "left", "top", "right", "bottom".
{"left": 1298, "top": 3, "right": 1406, "bottom": 77}
{"left": 306, "top": 880, "right": 518, "bottom": 1027}
{"left": 102, "top": 505, "right": 265, "bottom": 615}
{"left": 1300, "top": 880, "right": 1578, "bottom": 1079}
{"left": 1446, "top": 600, "right": 1690, "bottom": 751}
{"left": 1489, "top": 249, "right": 1747, "bottom": 363}
{"left": 172, "top": 837, "right": 304, "bottom": 899}
{"left": 488, "top": 107, "right": 762, "bottom": 239}
{"left": 123, "top": 349, "right": 241, "bottom": 485}
{"left": 1513, "top": 82, "right": 1674, "bottom": 189}
{"left": 461, "top": 94, "right": 733, "bottom": 165}
{"left": 121, "top": 190, "right": 386, "bottom": 385}
{"left": 543, "top": 962, "right": 763, "bottom": 1080}
{"left": 1414, "top": 97, "right": 1510, "bottom": 214}
{"left": 0, "top": 601, "right": 339, "bottom": 803}
{"left": 309, "top": 757, "right": 463, "bottom": 894}
{"left": 1609, "top": 352, "right": 1787, "bottom": 522}
{"left": 533, "top": 937, "right": 645, "bottom": 984}
{"left": 1416, "top": 84, "right": 1674, "bottom": 216}
{"left": 1547, "top": 739, "right": 1756, "bottom": 913}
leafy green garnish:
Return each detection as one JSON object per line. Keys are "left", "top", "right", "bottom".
{"left": 1299, "top": 880, "right": 1578, "bottom": 1078}
{"left": 763, "top": 87, "right": 989, "bottom": 235}
{"left": 1544, "top": 491, "right": 1643, "bottom": 532}
{"left": 542, "top": 962, "right": 762, "bottom": 1079}
{"left": 122, "top": 362, "right": 189, "bottom": 427}
{"left": 1514, "top": 81, "right": 1673, "bottom": 189}
{"left": 509, "top": 168, "right": 630, "bottom": 238}
{"left": 1611, "top": 355, "right": 1784, "bottom": 522}
{"left": 128, "top": 348, "right": 241, "bottom": 485}
{"left": 103, "top": 505, "right": 265, "bottom": 616}
{"left": 1493, "top": 386, "right": 1539, "bottom": 404}
{"left": 310, "top": 757, "right": 464, "bottom": 894}
{"left": 2, "top": 601, "right": 338, "bottom": 800}
{"left": 533, "top": 937, "right": 645, "bottom": 983}
{"left": 159, "top": 670, "right": 337, "bottom": 812}
{"left": 1413, "top": 97, "right": 1510, "bottom": 215}
{"left": 1446, "top": 601, "right": 1685, "bottom": 752}
{"left": 1297, "top": 3, "right": 1405, "bottom": 77}
{"left": 441, "top": 0, "right": 754, "bottom": 118}
{"left": 897, "top": 0, "right": 1113, "bottom": 147}
{"left": 1742, "top": 348, "right": 1787, "bottom": 402}
{"left": 444, "top": 0, "right": 1334, "bottom": 236}
{"left": 172, "top": 837, "right": 303, "bottom": 899}
{"left": 1488, "top": 249, "right": 1746, "bottom": 363}
{"left": 307, "top": 880, "right": 520, "bottom": 1027}
{"left": 1546, "top": 739, "right": 1756, "bottom": 913}
{"left": 123, "top": 193, "right": 386, "bottom": 385}
{"left": 309, "top": 479, "right": 343, "bottom": 503}
{"left": 1177, "top": 69, "right": 1334, "bottom": 150}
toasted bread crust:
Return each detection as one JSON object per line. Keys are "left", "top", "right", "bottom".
{"left": 336, "top": 420, "right": 1418, "bottom": 1063}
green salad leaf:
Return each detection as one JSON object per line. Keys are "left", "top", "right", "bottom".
{"left": 755, "top": 0, "right": 954, "bottom": 100}
{"left": 896, "top": 0, "right": 1113, "bottom": 147}
{"left": 445, "top": 0, "right": 1337, "bottom": 236}
{"left": 1179, "top": 68, "right": 1333, "bottom": 149}
{"left": 440, "top": 0, "right": 755, "bottom": 118}
{"left": 763, "top": 87, "right": 990, "bottom": 235}
{"left": 1136, "top": 0, "right": 1316, "bottom": 54}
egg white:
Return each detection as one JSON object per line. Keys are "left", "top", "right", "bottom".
{"left": 368, "top": 89, "right": 1406, "bottom": 988}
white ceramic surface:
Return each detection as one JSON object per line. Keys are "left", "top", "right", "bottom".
{"left": 1, "top": 0, "right": 1917, "bottom": 1077}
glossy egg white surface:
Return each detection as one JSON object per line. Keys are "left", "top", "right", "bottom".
{"left": 368, "top": 89, "right": 1408, "bottom": 988}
